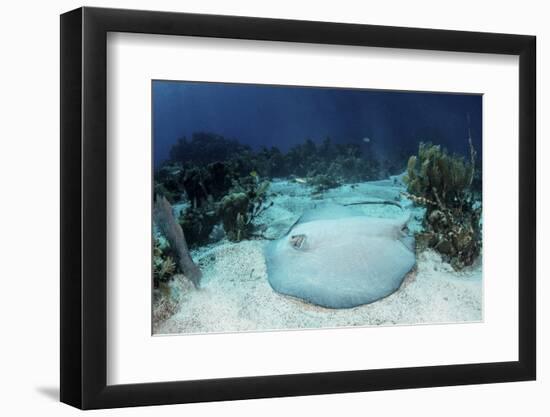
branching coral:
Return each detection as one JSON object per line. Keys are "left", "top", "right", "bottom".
{"left": 404, "top": 139, "right": 481, "bottom": 270}
{"left": 220, "top": 180, "right": 273, "bottom": 241}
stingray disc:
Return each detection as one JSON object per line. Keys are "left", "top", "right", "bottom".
{"left": 265, "top": 205, "right": 415, "bottom": 308}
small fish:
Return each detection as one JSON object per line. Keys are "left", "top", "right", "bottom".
{"left": 295, "top": 178, "right": 307, "bottom": 184}
{"left": 250, "top": 170, "right": 258, "bottom": 177}
{"left": 363, "top": 137, "right": 371, "bottom": 143}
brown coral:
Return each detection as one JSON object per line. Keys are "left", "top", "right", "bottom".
{"left": 404, "top": 140, "right": 481, "bottom": 270}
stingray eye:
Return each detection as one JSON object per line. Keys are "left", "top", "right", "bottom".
{"left": 289, "top": 234, "right": 307, "bottom": 250}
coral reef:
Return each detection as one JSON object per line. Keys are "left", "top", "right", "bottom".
{"left": 154, "top": 163, "right": 183, "bottom": 203}
{"left": 260, "top": 137, "right": 380, "bottom": 182}
{"left": 308, "top": 174, "right": 341, "bottom": 193}
{"left": 165, "top": 134, "right": 383, "bottom": 187}
{"left": 169, "top": 132, "right": 250, "bottom": 166}
{"left": 220, "top": 192, "right": 250, "bottom": 241}
{"left": 178, "top": 204, "right": 219, "bottom": 246}
{"left": 175, "top": 172, "right": 273, "bottom": 246}
{"left": 181, "top": 166, "right": 210, "bottom": 208}
{"left": 404, "top": 139, "right": 481, "bottom": 270}
{"left": 154, "top": 132, "right": 399, "bottom": 247}
{"left": 219, "top": 179, "right": 272, "bottom": 242}
{"left": 179, "top": 161, "right": 237, "bottom": 208}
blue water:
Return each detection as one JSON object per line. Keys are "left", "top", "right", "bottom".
{"left": 152, "top": 80, "right": 482, "bottom": 169}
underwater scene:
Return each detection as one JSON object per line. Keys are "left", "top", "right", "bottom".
{"left": 152, "top": 81, "right": 483, "bottom": 335}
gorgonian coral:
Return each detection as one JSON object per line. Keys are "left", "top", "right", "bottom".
{"left": 404, "top": 138, "right": 481, "bottom": 270}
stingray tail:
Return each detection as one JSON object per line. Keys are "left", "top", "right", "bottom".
{"left": 342, "top": 200, "right": 412, "bottom": 229}
{"left": 343, "top": 200, "right": 403, "bottom": 210}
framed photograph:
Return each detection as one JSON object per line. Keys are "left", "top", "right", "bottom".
{"left": 60, "top": 7, "right": 536, "bottom": 409}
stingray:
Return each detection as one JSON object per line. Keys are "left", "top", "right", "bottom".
{"left": 265, "top": 203, "right": 415, "bottom": 309}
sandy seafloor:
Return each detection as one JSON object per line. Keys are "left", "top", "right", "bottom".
{"left": 153, "top": 176, "right": 482, "bottom": 335}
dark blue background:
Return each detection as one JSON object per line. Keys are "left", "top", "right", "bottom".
{"left": 153, "top": 80, "right": 482, "bottom": 168}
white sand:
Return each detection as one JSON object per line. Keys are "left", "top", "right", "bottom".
{"left": 153, "top": 179, "right": 482, "bottom": 335}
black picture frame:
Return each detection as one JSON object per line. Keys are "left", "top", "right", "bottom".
{"left": 60, "top": 6, "right": 536, "bottom": 410}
